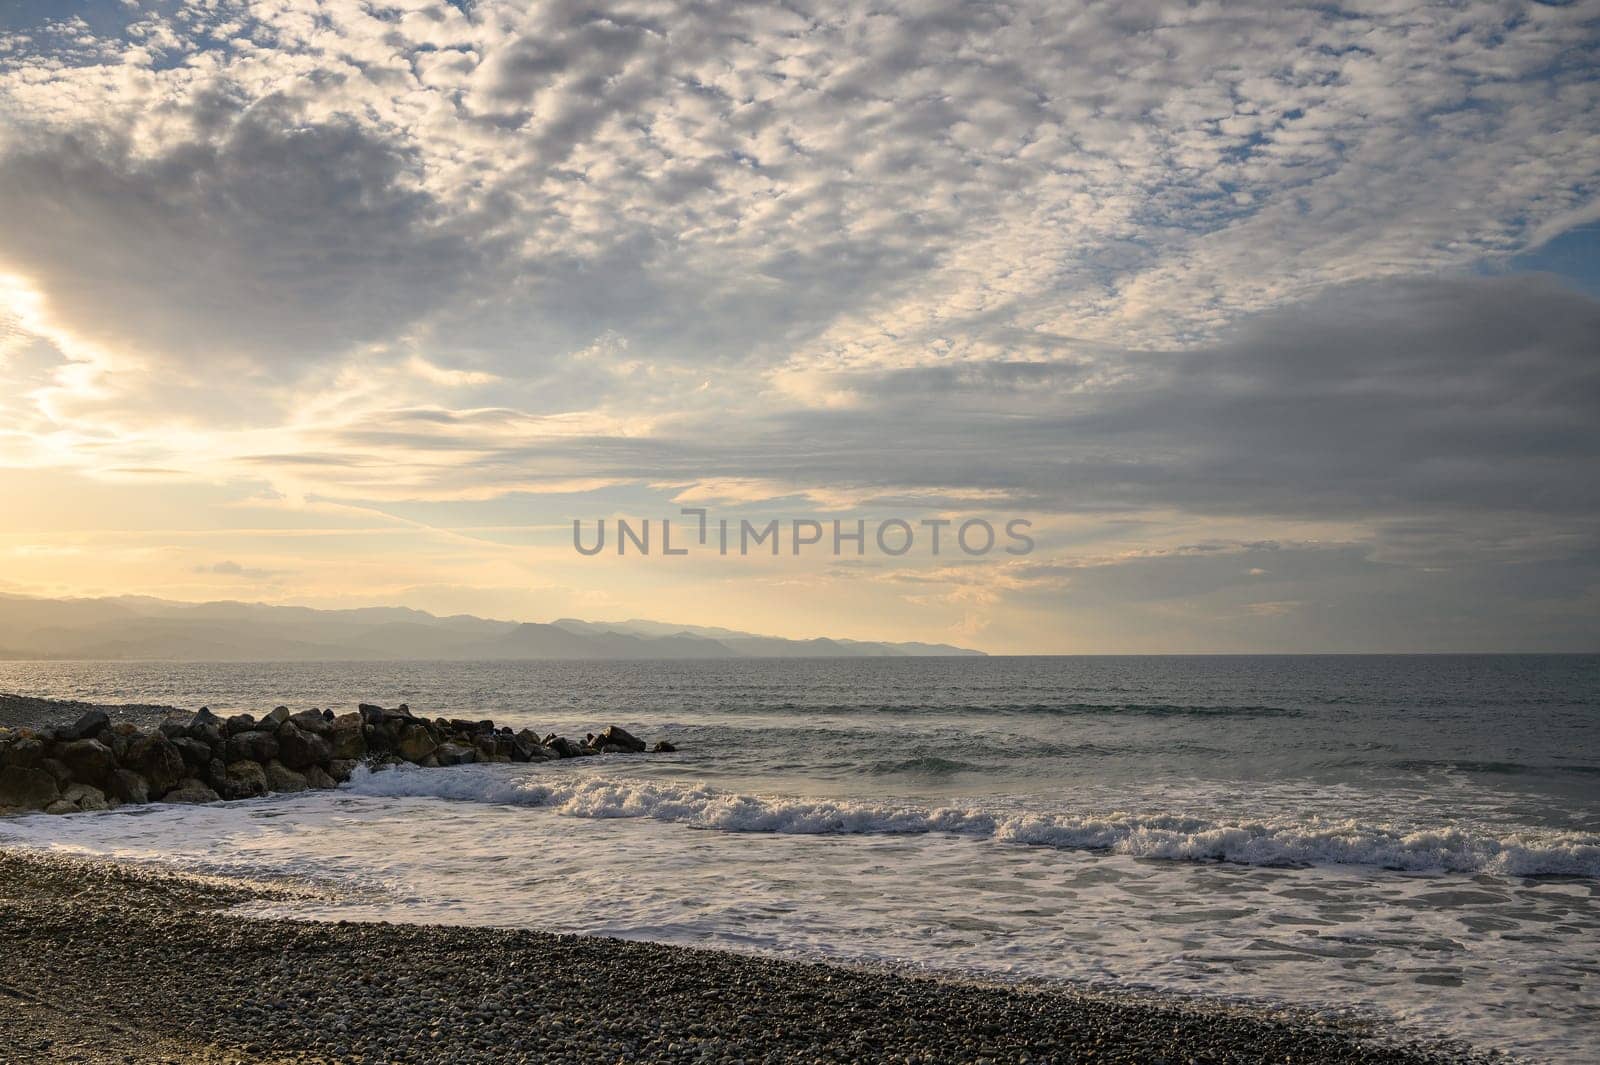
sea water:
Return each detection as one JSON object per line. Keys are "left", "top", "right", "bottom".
{"left": 1, "top": 655, "right": 1596, "bottom": 1060}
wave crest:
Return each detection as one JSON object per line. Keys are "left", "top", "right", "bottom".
{"left": 759, "top": 701, "right": 1301, "bottom": 718}
{"left": 346, "top": 765, "right": 1600, "bottom": 878}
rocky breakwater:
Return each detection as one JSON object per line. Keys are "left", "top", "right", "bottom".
{"left": 0, "top": 703, "right": 674, "bottom": 815}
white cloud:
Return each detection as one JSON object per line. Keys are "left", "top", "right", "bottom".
{"left": 0, "top": 0, "right": 1595, "bottom": 646}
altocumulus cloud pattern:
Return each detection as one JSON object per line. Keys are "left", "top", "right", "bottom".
{"left": 0, "top": 0, "right": 1596, "bottom": 650}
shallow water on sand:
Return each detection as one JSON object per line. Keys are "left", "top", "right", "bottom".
{"left": 5, "top": 778, "right": 1597, "bottom": 1061}
{"left": 1, "top": 655, "right": 1597, "bottom": 1059}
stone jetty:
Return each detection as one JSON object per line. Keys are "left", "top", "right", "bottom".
{"left": 0, "top": 703, "right": 675, "bottom": 815}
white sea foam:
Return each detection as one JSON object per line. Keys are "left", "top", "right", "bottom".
{"left": 6, "top": 774, "right": 1597, "bottom": 1060}
{"left": 345, "top": 764, "right": 1600, "bottom": 878}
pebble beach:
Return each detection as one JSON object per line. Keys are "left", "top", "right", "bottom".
{"left": 5, "top": 675, "right": 1590, "bottom": 1063}
{"left": 0, "top": 849, "right": 1496, "bottom": 1065}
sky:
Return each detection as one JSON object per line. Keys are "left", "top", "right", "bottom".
{"left": 0, "top": 0, "right": 1596, "bottom": 653}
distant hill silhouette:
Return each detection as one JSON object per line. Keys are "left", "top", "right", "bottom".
{"left": 0, "top": 594, "right": 983, "bottom": 661}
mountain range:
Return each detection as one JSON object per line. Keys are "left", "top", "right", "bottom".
{"left": 0, "top": 594, "right": 982, "bottom": 661}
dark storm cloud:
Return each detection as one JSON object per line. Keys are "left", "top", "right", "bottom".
{"left": 371, "top": 275, "right": 1598, "bottom": 526}
{"left": 0, "top": 93, "right": 486, "bottom": 377}
{"left": 1095, "top": 275, "right": 1600, "bottom": 517}
{"left": 753, "top": 275, "right": 1600, "bottom": 521}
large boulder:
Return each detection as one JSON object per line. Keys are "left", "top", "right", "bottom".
{"left": 223, "top": 713, "right": 257, "bottom": 736}
{"left": 186, "top": 708, "right": 225, "bottom": 747}
{"left": 157, "top": 713, "right": 192, "bottom": 740}
{"left": 327, "top": 759, "right": 359, "bottom": 783}
{"left": 222, "top": 760, "right": 269, "bottom": 799}
{"left": 546, "top": 736, "right": 589, "bottom": 759}
{"left": 395, "top": 724, "right": 438, "bottom": 763}
{"left": 38, "top": 757, "right": 72, "bottom": 786}
{"left": 448, "top": 718, "right": 496, "bottom": 736}
{"left": 511, "top": 729, "right": 553, "bottom": 762}
{"left": 224, "top": 730, "right": 279, "bottom": 764}
{"left": 203, "top": 759, "right": 229, "bottom": 793}
{"left": 170, "top": 736, "right": 214, "bottom": 769}
{"left": 434, "top": 743, "right": 476, "bottom": 767}
{"left": 0, "top": 765, "right": 59, "bottom": 811}
{"left": 361, "top": 723, "right": 391, "bottom": 756}
{"left": 276, "top": 722, "right": 332, "bottom": 770}
{"left": 303, "top": 765, "right": 338, "bottom": 790}
{"left": 99, "top": 722, "right": 142, "bottom": 762}
{"left": 328, "top": 714, "right": 366, "bottom": 760}
{"left": 162, "top": 779, "right": 221, "bottom": 804}
{"left": 593, "top": 725, "right": 647, "bottom": 753}
{"left": 359, "top": 704, "right": 407, "bottom": 729}
{"left": 264, "top": 761, "right": 308, "bottom": 793}
{"left": 104, "top": 768, "right": 151, "bottom": 805}
{"left": 56, "top": 710, "right": 110, "bottom": 743}
{"left": 55, "top": 738, "right": 116, "bottom": 781}
{"left": 58, "top": 782, "right": 109, "bottom": 812}
{"left": 261, "top": 706, "right": 293, "bottom": 731}
{"left": 473, "top": 734, "right": 511, "bottom": 762}
{"left": 288, "top": 709, "right": 332, "bottom": 736}
{"left": 1, "top": 732, "right": 47, "bottom": 770}
{"left": 122, "top": 733, "right": 186, "bottom": 794}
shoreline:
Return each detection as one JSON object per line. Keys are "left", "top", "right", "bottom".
{"left": 0, "top": 849, "right": 1500, "bottom": 1065}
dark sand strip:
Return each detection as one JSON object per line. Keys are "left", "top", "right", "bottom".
{"left": 0, "top": 693, "right": 184, "bottom": 734}
{"left": 0, "top": 850, "right": 1498, "bottom": 1065}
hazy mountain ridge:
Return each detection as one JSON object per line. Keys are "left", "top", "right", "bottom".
{"left": 0, "top": 594, "right": 983, "bottom": 660}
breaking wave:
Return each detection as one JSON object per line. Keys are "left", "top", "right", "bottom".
{"left": 754, "top": 701, "right": 1302, "bottom": 718}
{"left": 346, "top": 765, "right": 1600, "bottom": 878}
{"left": 1392, "top": 758, "right": 1600, "bottom": 778}
{"left": 864, "top": 755, "right": 995, "bottom": 775}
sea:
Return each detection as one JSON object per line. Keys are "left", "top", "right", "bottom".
{"left": 0, "top": 655, "right": 1596, "bottom": 1061}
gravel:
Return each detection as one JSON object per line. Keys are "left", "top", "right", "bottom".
{"left": 0, "top": 849, "right": 1503, "bottom": 1065}
{"left": 0, "top": 693, "right": 184, "bottom": 733}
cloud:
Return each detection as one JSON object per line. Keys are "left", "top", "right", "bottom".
{"left": 195, "top": 559, "right": 284, "bottom": 580}
{"left": 2, "top": 0, "right": 1593, "bottom": 396}
{"left": 1069, "top": 274, "right": 1600, "bottom": 520}
{"left": 356, "top": 275, "right": 1589, "bottom": 532}
{"left": 0, "top": 0, "right": 1596, "bottom": 647}
{"left": 0, "top": 94, "right": 485, "bottom": 401}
